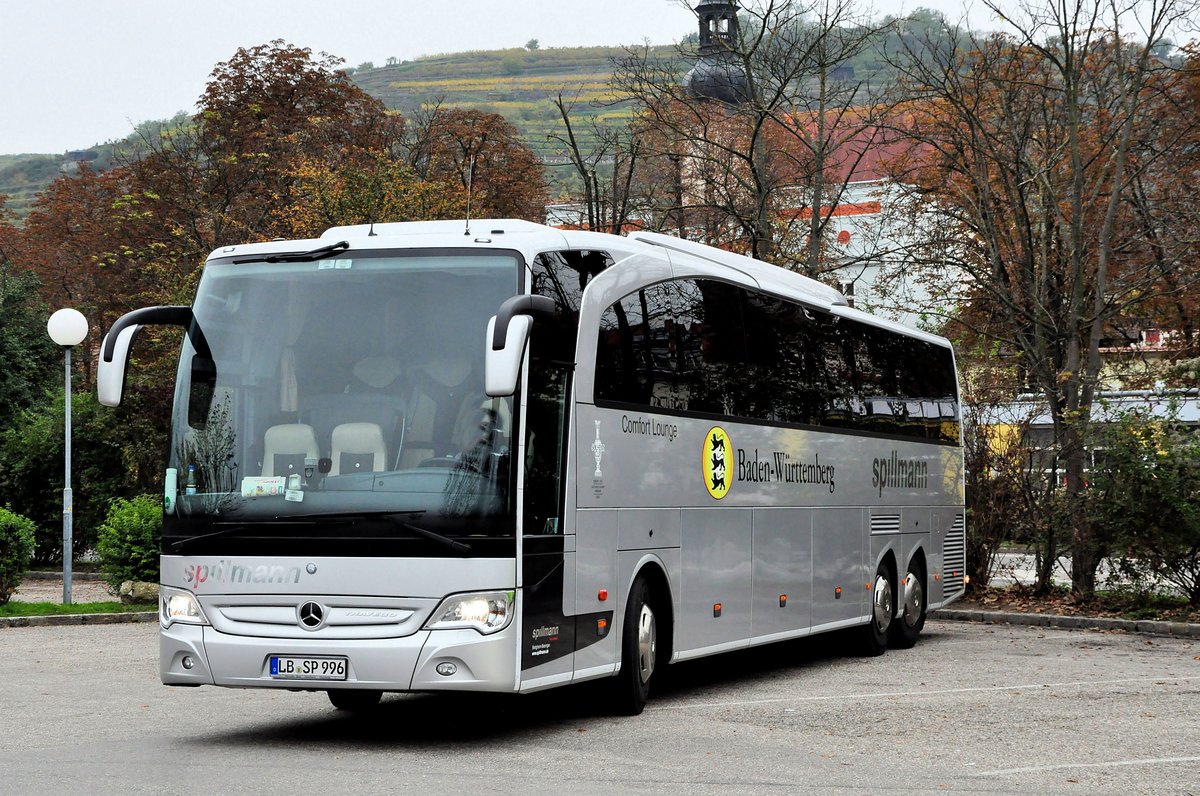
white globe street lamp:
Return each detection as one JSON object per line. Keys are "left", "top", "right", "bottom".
{"left": 47, "top": 308, "right": 88, "bottom": 604}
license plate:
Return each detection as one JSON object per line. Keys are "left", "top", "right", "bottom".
{"left": 269, "top": 655, "right": 347, "bottom": 680}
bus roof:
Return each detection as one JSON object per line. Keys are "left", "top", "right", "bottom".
{"left": 206, "top": 219, "right": 950, "bottom": 349}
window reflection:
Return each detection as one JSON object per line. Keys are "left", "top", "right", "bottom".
{"left": 595, "top": 278, "right": 960, "bottom": 444}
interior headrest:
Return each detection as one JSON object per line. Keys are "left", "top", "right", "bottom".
{"left": 423, "top": 358, "right": 472, "bottom": 388}
{"left": 352, "top": 357, "right": 404, "bottom": 389}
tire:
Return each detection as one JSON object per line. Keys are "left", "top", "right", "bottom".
{"left": 611, "top": 576, "right": 658, "bottom": 716}
{"left": 327, "top": 689, "right": 382, "bottom": 711}
{"left": 861, "top": 561, "right": 895, "bottom": 656}
{"left": 890, "top": 565, "right": 927, "bottom": 650}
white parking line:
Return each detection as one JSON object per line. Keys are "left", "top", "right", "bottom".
{"left": 977, "top": 757, "right": 1200, "bottom": 777}
{"left": 657, "top": 674, "right": 1200, "bottom": 711}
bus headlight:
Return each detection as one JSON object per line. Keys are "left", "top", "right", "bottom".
{"left": 424, "top": 591, "right": 514, "bottom": 635}
{"left": 160, "top": 586, "right": 210, "bottom": 628}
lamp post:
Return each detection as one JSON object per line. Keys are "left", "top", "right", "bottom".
{"left": 47, "top": 308, "right": 88, "bottom": 604}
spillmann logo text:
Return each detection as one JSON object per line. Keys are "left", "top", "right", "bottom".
{"left": 184, "top": 560, "right": 303, "bottom": 588}
{"left": 871, "top": 451, "right": 929, "bottom": 496}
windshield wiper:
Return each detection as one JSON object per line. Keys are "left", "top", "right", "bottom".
{"left": 169, "top": 520, "right": 318, "bottom": 552}
{"left": 279, "top": 510, "right": 472, "bottom": 554}
{"left": 231, "top": 239, "right": 349, "bottom": 264}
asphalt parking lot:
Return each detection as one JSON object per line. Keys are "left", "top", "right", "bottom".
{"left": 0, "top": 618, "right": 1196, "bottom": 794}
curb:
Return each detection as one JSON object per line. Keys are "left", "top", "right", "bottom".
{"left": 935, "top": 608, "right": 1200, "bottom": 638}
{"left": 0, "top": 612, "right": 157, "bottom": 629}
{"left": 24, "top": 571, "right": 105, "bottom": 582}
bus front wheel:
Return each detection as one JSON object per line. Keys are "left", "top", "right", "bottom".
{"left": 611, "top": 576, "right": 658, "bottom": 716}
{"left": 861, "top": 562, "right": 895, "bottom": 656}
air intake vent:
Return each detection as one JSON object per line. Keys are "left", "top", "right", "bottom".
{"left": 943, "top": 515, "right": 966, "bottom": 594}
{"left": 870, "top": 514, "right": 901, "bottom": 535}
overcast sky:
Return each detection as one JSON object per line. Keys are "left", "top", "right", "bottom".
{"left": 0, "top": 0, "right": 994, "bottom": 156}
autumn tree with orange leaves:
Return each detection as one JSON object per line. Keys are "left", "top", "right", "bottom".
{"left": 119, "top": 41, "right": 402, "bottom": 263}
{"left": 405, "top": 107, "right": 547, "bottom": 221}
{"left": 275, "top": 153, "right": 468, "bottom": 239}
{"left": 884, "top": 0, "right": 1198, "bottom": 598}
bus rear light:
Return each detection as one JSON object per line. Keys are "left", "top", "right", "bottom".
{"left": 598, "top": 589, "right": 608, "bottom": 602}
{"left": 596, "top": 618, "right": 608, "bottom": 636}
{"left": 835, "top": 587, "right": 842, "bottom": 599}
{"left": 779, "top": 594, "right": 787, "bottom": 607}
{"left": 713, "top": 603, "right": 722, "bottom": 617}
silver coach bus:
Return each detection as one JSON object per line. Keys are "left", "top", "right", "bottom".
{"left": 98, "top": 220, "right": 965, "bottom": 714}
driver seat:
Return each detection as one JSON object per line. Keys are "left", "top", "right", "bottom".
{"left": 330, "top": 422, "right": 387, "bottom": 475}
{"left": 262, "top": 424, "right": 319, "bottom": 477}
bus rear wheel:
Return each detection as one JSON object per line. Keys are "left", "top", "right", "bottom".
{"left": 611, "top": 575, "right": 658, "bottom": 716}
{"left": 890, "top": 566, "right": 926, "bottom": 649}
{"left": 861, "top": 562, "right": 894, "bottom": 656}
{"left": 328, "top": 689, "right": 382, "bottom": 711}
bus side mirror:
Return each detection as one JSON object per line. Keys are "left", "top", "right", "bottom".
{"left": 485, "top": 315, "right": 534, "bottom": 396}
{"left": 97, "top": 324, "right": 141, "bottom": 407}
{"left": 484, "top": 295, "right": 556, "bottom": 397}
{"left": 97, "top": 305, "right": 210, "bottom": 407}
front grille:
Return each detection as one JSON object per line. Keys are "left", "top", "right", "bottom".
{"left": 202, "top": 595, "right": 436, "bottom": 640}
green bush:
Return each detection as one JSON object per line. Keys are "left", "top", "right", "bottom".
{"left": 96, "top": 495, "right": 162, "bottom": 591}
{"left": 0, "top": 386, "right": 169, "bottom": 564}
{"left": 0, "top": 507, "right": 37, "bottom": 605}
{"left": 1089, "top": 408, "right": 1200, "bottom": 607}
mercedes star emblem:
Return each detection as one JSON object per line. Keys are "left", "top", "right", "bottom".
{"left": 298, "top": 601, "right": 325, "bottom": 630}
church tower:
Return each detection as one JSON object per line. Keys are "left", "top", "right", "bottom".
{"left": 683, "top": 0, "right": 751, "bottom": 104}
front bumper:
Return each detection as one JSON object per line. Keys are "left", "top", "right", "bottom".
{"left": 161, "top": 621, "right": 518, "bottom": 692}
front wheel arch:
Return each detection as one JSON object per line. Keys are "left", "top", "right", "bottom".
{"left": 608, "top": 562, "right": 674, "bottom": 715}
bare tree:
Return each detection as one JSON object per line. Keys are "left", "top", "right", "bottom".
{"left": 883, "top": 0, "right": 1198, "bottom": 597}
{"left": 548, "top": 91, "right": 644, "bottom": 235}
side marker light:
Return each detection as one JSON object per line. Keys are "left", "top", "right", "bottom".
{"left": 713, "top": 603, "right": 722, "bottom": 618}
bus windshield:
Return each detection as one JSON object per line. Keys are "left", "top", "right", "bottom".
{"left": 164, "top": 249, "right": 521, "bottom": 556}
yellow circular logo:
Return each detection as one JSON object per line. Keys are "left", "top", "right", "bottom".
{"left": 703, "top": 426, "right": 731, "bottom": 499}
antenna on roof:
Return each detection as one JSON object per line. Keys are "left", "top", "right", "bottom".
{"left": 368, "top": 219, "right": 377, "bottom": 237}
{"left": 464, "top": 158, "right": 474, "bottom": 236}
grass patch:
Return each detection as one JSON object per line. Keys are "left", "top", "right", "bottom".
{"left": 0, "top": 601, "right": 156, "bottom": 617}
